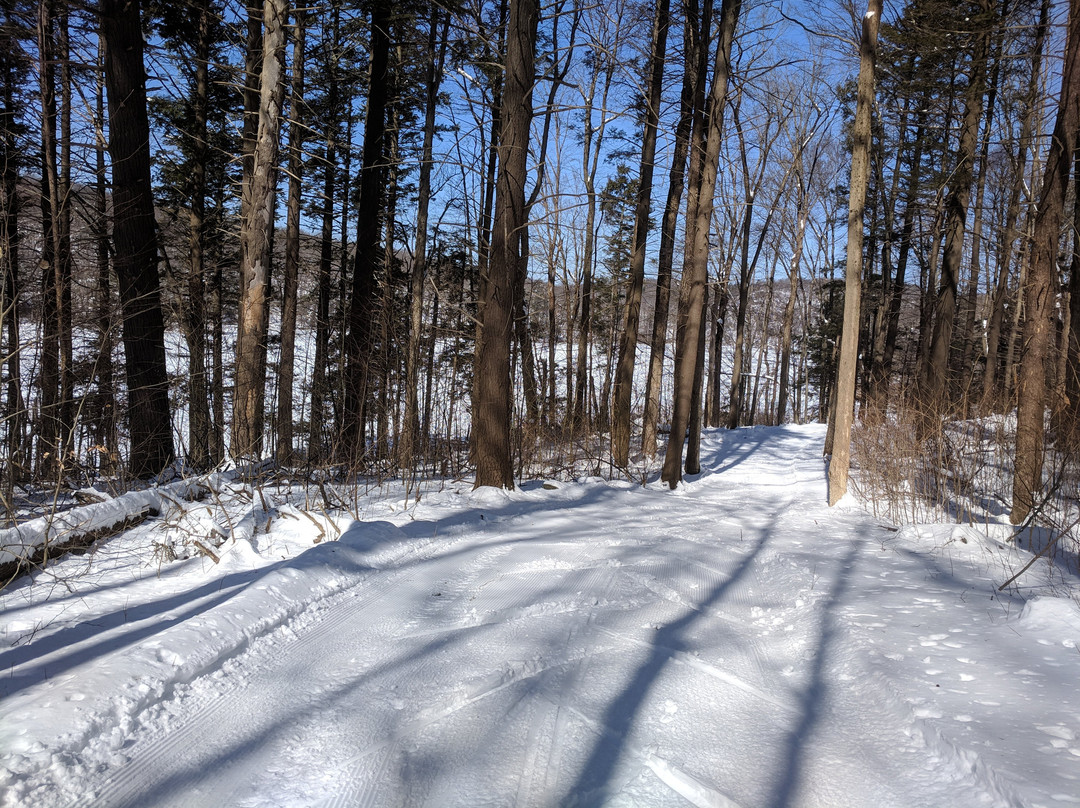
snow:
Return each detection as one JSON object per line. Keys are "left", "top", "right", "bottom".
{"left": 1, "top": 425, "right": 1079, "bottom": 807}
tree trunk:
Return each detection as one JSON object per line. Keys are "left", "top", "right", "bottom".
{"left": 102, "top": 0, "right": 175, "bottom": 477}
{"left": 611, "top": 0, "right": 669, "bottom": 468}
{"left": 572, "top": 50, "right": 617, "bottom": 430}
{"left": 827, "top": 0, "right": 881, "bottom": 506}
{"left": 642, "top": 0, "right": 701, "bottom": 460}
{"left": 402, "top": 8, "right": 449, "bottom": 468}
{"left": 92, "top": 40, "right": 116, "bottom": 473}
{"left": 1, "top": 3, "right": 25, "bottom": 486}
{"left": 662, "top": 0, "right": 739, "bottom": 488}
{"left": 1011, "top": 0, "right": 1079, "bottom": 524}
{"left": 234, "top": 0, "right": 288, "bottom": 462}
{"left": 37, "top": 0, "right": 61, "bottom": 477}
{"left": 473, "top": 0, "right": 536, "bottom": 489}
{"left": 276, "top": 10, "right": 306, "bottom": 466}
{"left": 341, "top": 1, "right": 390, "bottom": 467}
{"left": 1064, "top": 149, "right": 1080, "bottom": 432}
{"left": 308, "top": 1, "right": 341, "bottom": 464}
{"left": 185, "top": 0, "right": 212, "bottom": 470}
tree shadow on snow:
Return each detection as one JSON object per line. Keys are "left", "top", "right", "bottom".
{"left": 562, "top": 507, "right": 781, "bottom": 806}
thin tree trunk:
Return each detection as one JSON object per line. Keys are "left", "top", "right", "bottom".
{"left": 185, "top": 0, "right": 212, "bottom": 470}
{"left": 981, "top": 0, "right": 1049, "bottom": 412}
{"left": 1, "top": 1, "right": 24, "bottom": 486}
{"left": 308, "top": 1, "right": 340, "bottom": 464}
{"left": 93, "top": 57, "right": 116, "bottom": 472}
{"left": 402, "top": 8, "right": 449, "bottom": 468}
{"left": 642, "top": 0, "right": 699, "bottom": 459}
{"left": 611, "top": 0, "right": 669, "bottom": 468}
{"left": 276, "top": 10, "right": 306, "bottom": 465}
{"left": 572, "top": 51, "right": 617, "bottom": 430}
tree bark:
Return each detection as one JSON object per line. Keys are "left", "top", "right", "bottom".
{"left": 662, "top": 0, "right": 740, "bottom": 488}
{"left": 827, "top": 0, "right": 881, "bottom": 506}
{"left": 473, "top": 0, "right": 537, "bottom": 489}
{"left": 1011, "top": 0, "right": 1079, "bottom": 524}
{"left": 981, "top": 0, "right": 1049, "bottom": 412}
{"left": 611, "top": 0, "right": 669, "bottom": 469}
{"left": 341, "top": 0, "right": 390, "bottom": 467}
{"left": 276, "top": 10, "right": 306, "bottom": 465}
{"left": 642, "top": 0, "right": 698, "bottom": 459}
{"left": 233, "top": 0, "right": 288, "bottom": 462}
{"left": 102, "top": 0, "right": 175, "bottom": 477}
{"left": 185, "top": 0, "right": 212, "bottom": 470}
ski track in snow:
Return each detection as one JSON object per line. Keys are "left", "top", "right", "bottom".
{"left": 1, "top": 425, "right": 1079, "bottom": 807}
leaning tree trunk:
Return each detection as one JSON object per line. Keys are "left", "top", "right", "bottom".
{"left": 662, "top": 0, "right": 739, "bottom": 488}
{"left": 1011, "top": 0, "right": 1079, "bottom": 525}
{"left": 611, "top": 0, "right": 669, "bottom": 468}
{"left": 642, "top": 0, "right": 698, "bottom": 460}
{"left": 102, "top": 0, "right": 175, "bottom": 477}
{"left": 827, "top": 0, "right": 881, "bottom": 506}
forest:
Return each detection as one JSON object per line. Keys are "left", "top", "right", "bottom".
{"left": 1, "top": 0, "right": 1078, "bottom": 529}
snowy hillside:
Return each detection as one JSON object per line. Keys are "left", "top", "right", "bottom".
{"left": 1, "top": 425, "right": 1078, "bottom": 807}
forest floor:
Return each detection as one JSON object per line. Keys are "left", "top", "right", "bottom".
{"left": 1, "top": 424, "right": 1079, "bottom": 807}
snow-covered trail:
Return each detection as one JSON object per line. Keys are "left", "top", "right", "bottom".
{"left": 3, "top": 425, "right": 1080, "bottom": 807}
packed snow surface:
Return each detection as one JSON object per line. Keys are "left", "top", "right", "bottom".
{"left": 2, "top": 425, "right": 1079, "bottom": 807}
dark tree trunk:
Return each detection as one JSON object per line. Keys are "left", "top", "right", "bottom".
{"left": 186, "top": 0, "right": 212, "bottom": 470}
{"left": 102, "top": 0, "right": 175, "bottom": 477}
{"left": 93, "top": 41, "right": 116, "bottom": 471}
{"left": 308, "top": 1, "right": 340, "bottom": 464}
{"left": 611, "top": 0, "right": 668, "bottom": 468}
{"left": 642, "top": 0, "right": 698, "bottom": 458}
{"left": 662, "top": 0, "right": 739, "bottom": 488}
{"left": 341, "top": 1, "right": 390, "bottom": 467}
{"left": 1, "top": 4, "right": 24, "bottom": 487}
{"left": 473, "top": 0, "right": 537, "bottom": 489}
